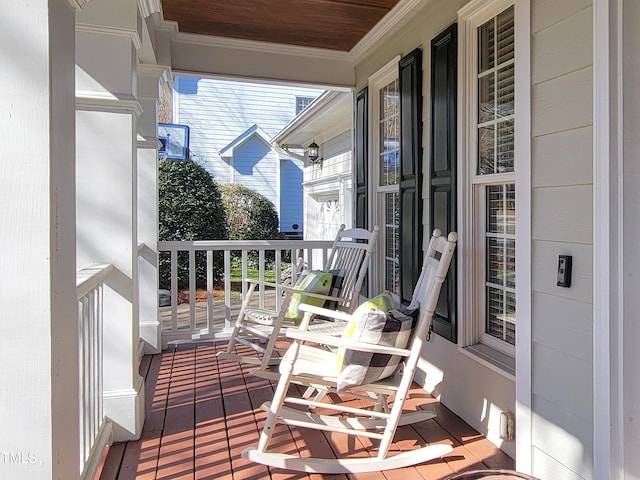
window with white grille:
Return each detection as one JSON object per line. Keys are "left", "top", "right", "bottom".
{"left": 296, "top": 96, "right": 315, "bottom": 115}
{"left": 378, "top": 78, "right": 400, "bottom": 296}
{"left": 460, "top": 1, "right": 516, "bottom": 357}
{"left": 368, "top": 59, "right": 401, "bottom": 298}
{"left": 477, "top": 6, "right": 516, "bottom": 348}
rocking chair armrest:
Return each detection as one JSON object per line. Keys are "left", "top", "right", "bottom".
{"left": 298, "top": 304, "right": 353, "bottom": 323}
{"left": 242, "top": 279, "right": 346, "bottom": 303}
{"left": 284, "top": 328, "right": 412, "bottom": 357}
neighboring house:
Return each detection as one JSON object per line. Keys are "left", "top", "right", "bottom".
{"left": 272, "top": 91, "right": 354, "bottom": 261}
{"left": 9, "top": 1, "right": 640, "bottom": 480}
{"left": 172, "top": 76, "right": 323, "bottom": 236}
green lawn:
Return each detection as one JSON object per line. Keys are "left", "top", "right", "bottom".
{"left": 229, "top": 267, "right": 278, "bottom": 283}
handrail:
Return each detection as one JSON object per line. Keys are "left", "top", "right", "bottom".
{"left": 158, "top": 239, "right": 334, "bottom": 344}
{"left": 77, "top": 264, "right": 113, "bottom": 299}
{"left": 76, "top": 263, "right": 113, "bottom": 480}
{"left": 158, "top": 239, "right": 333, "bottom": 249}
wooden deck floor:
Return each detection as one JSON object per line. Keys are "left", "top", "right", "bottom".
{"left": 98, "top": 342, "right": 514, "bottom": 480}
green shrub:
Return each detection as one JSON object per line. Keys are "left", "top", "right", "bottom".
{"left": 220, "top": 183, "right": 279, "bottom": 240}
{"left": 220, "top": 183, "right": 281, "bottom": 266}
{"left": 158, "top": 159, "right": 228, "bottom": 289}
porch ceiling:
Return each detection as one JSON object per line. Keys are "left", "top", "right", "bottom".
{"left": 160, "top": 0, "right": 402, "bottom": 52}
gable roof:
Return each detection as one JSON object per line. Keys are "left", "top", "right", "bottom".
{"left": 219, "top": 124, "right": 273, "bottom": 160}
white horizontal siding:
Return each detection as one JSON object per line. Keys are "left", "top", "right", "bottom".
{"left": 532, "top": 185, "right": 592, "bottom": 244}
{"left": 532, "top": 345, "right": 592, "bottom": 421}
{"left": 531, "top": 0, "right": 591, "bottom": 33}
{"left": 173, "top": 76, "right": 322, "bottom": 226}
{"left": 532, "top": 67, "right": 592, "bottom": 138}
{"left": 532, "top": 292, "right": 592, "bottom": 364}
{"left": 532, "top": 7, "right": 592, "bottom": 85}
{"left": 532, "top": 127, "right": 592, "bottom": 188}
{"left": 532, "top": 425, "right": 591, "bottom": 480}
{"left": 530, "top": 1, "right": 593, "bottom": 478}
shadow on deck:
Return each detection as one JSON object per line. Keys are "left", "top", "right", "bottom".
{"left": 98, "top": 342, "right": 514, "bottom": 480}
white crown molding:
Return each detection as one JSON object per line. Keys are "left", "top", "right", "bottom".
{"left": 172, "top": 30, "right": 351, "bottom": 62}
{"left": 348, "top": 0, "right": 434, "bottom": 62}
{"left": 138, "top": 63, "right": 172, "bottom": 84}
{"left": 67, "top": 0, "right": 91, "bottom": 10}
{"left": 76, "top": 92, "right": 144, "bottom": 117}
{"left": 137, "top": 137, "right": 161, "bottom": 149}
{"left": 76, "top": 23, "right": 143, "bottom": 50}
{"left": 137, "top": 0, "right": 161, "bottom": 18}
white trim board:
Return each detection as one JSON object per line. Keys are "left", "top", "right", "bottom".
{"left": 457, "top": 0, "right": 531, "bottom": 472}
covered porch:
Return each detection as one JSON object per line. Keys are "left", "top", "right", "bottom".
{"left": 7, "top": 0, "right": 640, "bottom": 479}
{"left": 98, "top": 342, "right": 513, "bottom": 480}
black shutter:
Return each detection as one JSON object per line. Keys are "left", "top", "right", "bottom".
{"left": 430, "top": 23, "right": 458, "bottom": 342}
{"left": 398, "top": 49, "right": 423, "bottom": 305}
{"left": 354, "top": 87, "right": 368, "bottom": 229}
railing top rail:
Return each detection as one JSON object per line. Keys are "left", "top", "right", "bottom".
{"left": 77, "top": 264, "right": 113, "bottom": 300}
{"left": 158, "top": 239, "right": 334, "bottom": 251}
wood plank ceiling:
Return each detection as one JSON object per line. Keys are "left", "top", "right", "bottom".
{"left": 160, "top": 0, "right": 402, "bottom": 52}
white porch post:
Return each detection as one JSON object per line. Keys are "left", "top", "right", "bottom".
{"left": 1, "top": 1, "right": 79, "bottom": 479}
{"left": 594, "top": 0, "right": 640, "bottom": 479}
{"left": 137, "top": 65, "right": 170, "bottom": 354}
{"left": 75, "top": 0, "right": 144, "bottom": 441}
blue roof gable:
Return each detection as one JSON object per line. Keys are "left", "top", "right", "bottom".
{"left": 219, "top": 124, "right": 273, "bottom": 160}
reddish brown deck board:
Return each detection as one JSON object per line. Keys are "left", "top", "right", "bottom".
{"left": 100, "top": 342, "right": 514, "bottom": 480}
{"left": 194, "top": 343, "right": 233, "bottom": 480}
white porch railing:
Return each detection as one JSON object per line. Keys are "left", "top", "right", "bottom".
{"left": 158, "top": 239, "right": 333, "bottom": 344}
{"left": 76, "top": 264, "right": 113, "bottom": 480}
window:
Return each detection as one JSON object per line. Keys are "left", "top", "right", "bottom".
{"left": 379, "top": 79, "right": 401, "bottom": 295}
{"left": 460, "top": 1, "right": 516, "bottom": 358}
{"left": 370, "top": 61, "right": 401, "bottom": 297}
{"left": 295, "top": 96, "right": 315, "bottom": 115}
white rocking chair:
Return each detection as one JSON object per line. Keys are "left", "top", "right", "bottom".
{"left": 217, "top": 224, "right": 379, "bottom": 371}
{"left": 242, "top": 229, "right": 457, "bottom": 473}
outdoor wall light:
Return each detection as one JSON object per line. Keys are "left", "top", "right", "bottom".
{"left": 308, "top": 141, "right": 321, "bottom": 164}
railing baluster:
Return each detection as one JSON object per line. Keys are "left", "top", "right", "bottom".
{"left": 76, "top": 264, "right": 112, "bottom": 480}
{"left": 224, "top": 250, "right": 232, "bottom": 327}
{"left": 189, "top": 249, "right": 196, "bottom": 330}
{"left": 170, "top": 249, "right": 178, "bottom": 331}
{"left": 259, "top": 250, "right": 265, "bottom": 308}
{"left": 157, "top": 239, "right": 334, "bottom": 341}
{"left": 206, "top": 250, "right": 214, "bottom": 330}
{"left": 241, "top": 250, "right": 248, "bottom": 300}
{"left": 275, "top": 250, "right": 282, "bottom": 311}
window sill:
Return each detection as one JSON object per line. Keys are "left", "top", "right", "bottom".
{"left": 459, "top": 343, "right": 516, "bottom": 382}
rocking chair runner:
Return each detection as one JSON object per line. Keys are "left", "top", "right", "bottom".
{"left": 242, "top": 229, "right": 457, "bottom": 474}
{"left": 217, "top": 224, "right": 379, "bottom": 371}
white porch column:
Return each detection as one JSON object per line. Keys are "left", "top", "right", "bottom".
{"left": 1, "top": 1, "right": 79, "bottom": 479}
{"left": 137, "top": 64, "right": 170, "bottom": 354}
{"left": 75, "top": 0, "right": 144, "bottom": 441}
{"left": 594, "top": 1, "right": 640, "bottom": 479}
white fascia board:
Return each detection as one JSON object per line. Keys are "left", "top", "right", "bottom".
{"left": 170, "top": 34, "right": 355, "bottom": 88}
{"left": 273, "top": 91, "right": 352, "bottom": 147}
